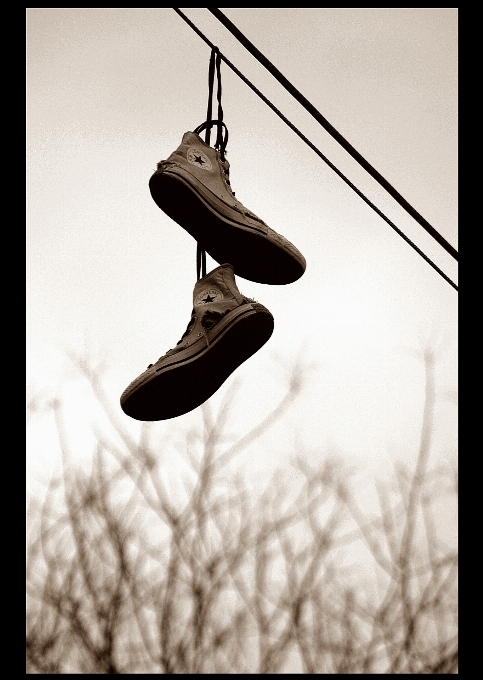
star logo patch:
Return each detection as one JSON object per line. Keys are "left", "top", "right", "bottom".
{"left": 187, "top": 147, "right": 212, "bottom": 171}
{"left": 195, "top": 288, "right": 224, "bottom": 306}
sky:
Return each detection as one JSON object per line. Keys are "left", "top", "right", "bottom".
{"left": 27, "top": 8, "right": 458, "bottom": 498}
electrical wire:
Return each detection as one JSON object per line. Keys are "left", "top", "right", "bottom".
{"left": 207, "top": 7, "right": 458, "bottom": 263}
{"left": 173, "top": 8, "right": 458, "bottom": 292}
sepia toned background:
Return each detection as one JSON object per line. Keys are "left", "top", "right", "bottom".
{"left": 27, "top": 7, "right": 457, "bottom": 481}
{"left": 27, "top": 10, "right": 457, "bottom": 672}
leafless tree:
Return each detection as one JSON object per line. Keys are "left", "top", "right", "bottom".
{"left": 26, "top": 349, "right": 457, "bottom": 673}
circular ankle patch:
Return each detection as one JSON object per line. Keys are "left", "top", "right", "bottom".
{"left": 187, "top": 147, "right": 212, "bottom": 171}
{"left": 195, "top": 288, "right": 224, "bottom": 305}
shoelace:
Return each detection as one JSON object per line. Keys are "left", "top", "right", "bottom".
{"left": 146, "top": 297, "right": 257, "bottom": 369}
{"left": 203, "top": 47, "right": 225, "bottom": 157}
{"left": 196, "top": 48, "right": 227, "bottom": 282}
{"left": 220, "top": 158, "right": 235, "bottom": 196}
{"left": 146, "top": 312, "right": 197, "bottom": 368}
{"left": 193, "top": 119, "right": 229, "bottom": 161}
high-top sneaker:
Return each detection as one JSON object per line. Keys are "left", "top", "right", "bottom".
{"left": 149, "top": 125, "right": 306, "bottom": 285}
{"left": 120, "top": 264, "right": 274, "bottom": 421}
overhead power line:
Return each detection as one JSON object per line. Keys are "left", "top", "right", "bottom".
{"left": 207, "top": 7, "right": 458, "bottom": 264}
{"left": 172, "top": 8, "right": 457, "bottom": 292}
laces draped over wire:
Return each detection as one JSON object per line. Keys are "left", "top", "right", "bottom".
{"left": 195, "top": 46, "right": 227, "bottom": 281}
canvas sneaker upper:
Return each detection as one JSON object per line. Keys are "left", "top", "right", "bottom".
{"left": 149, "top": 127, "right": 306, "bottom": 284}
{"left": 156, "top": 131, "right": 271, "bottom": 233}
{"left": 154, "top": 263, "right": 252, "bottom": 361}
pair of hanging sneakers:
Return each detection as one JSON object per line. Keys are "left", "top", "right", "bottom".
{"left": 120, "top": 123, "right": 306, "bottom": 421}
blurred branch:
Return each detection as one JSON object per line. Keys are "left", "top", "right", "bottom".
{"left": 27, "top": 348, "right": 457, "bottom": 674}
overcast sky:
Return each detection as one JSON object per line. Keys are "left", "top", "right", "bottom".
{"left": 27, "top": 8, "right": 457, "bottom": 496}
